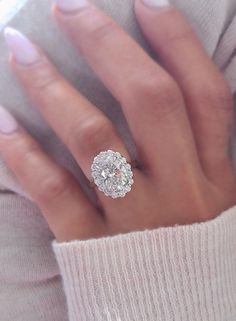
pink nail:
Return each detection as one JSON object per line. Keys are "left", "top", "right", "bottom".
{"left": 54, "top": 0, "right": 89, "bottom": 12}
{"left": 4, "top": 27, "right": 41, "bottom": 65}
{"left": 0, "top": 105, "right": 19, "bottom": 135}
{"left": 142, "top": 0, "right": 169, "bottom": 7}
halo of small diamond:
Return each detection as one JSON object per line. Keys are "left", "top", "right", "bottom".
{"left": 91, "top": 150, "right": 134, "bottom": 199}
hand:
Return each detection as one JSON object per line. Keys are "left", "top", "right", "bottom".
{"left": 0, "top": 0, "right": 235, "bottom": 242}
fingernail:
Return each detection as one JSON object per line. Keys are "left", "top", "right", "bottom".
{"left": 142, "top": 0, "right": 169, "bottom": 7}
{"left": 4, "top": 27, "right": 41, "bottom": 65}
{"left": 0, "top": 105, "right": 19, "bottom": 135}
{"left": 54, "top": 0, "right": 89, "bottom": 12}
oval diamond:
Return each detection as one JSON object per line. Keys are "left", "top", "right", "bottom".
{"left": 91, "top": 150, "right": 134, "bottom": 198}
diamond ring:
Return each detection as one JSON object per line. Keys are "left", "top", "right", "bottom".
{"left": 90, "top": 150, "right": 135, "bottom": 199}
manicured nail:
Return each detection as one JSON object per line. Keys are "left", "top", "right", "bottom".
{"left": 54, "top": 0, "right": 89, "bottom": 12}
{"left": 4, "top": 27, "right": 41, "bottom": 65}
{"left": 142, "top": 0, "right": 169, "bottom": 7}
{"left": 0, "top": 105, "right": 19, "bottom": 135}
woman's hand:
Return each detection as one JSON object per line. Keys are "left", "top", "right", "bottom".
{"left": 0, "top": 0, "right": 235, "bottom": 242}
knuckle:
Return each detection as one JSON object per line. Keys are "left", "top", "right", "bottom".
{"left": 195, "top": 80, "right": 233, "bottom": 113}
{"left": 21, "top": 62, "right": 59, "bottom": 93}
{"left": 144, "top": 74, "right": 178, "bottom": 99}
{"left": 69, "top": 117, "right": 115, "bottom": 152}
{"left": 14, "top": 138, "right": 40, "bottom": 163}
{"left": 160, "top": 10, "right": 194, "bottom": 46}
{"left": 212, "top": 82, "right": 233, "bottom": 110}
{"left": 125, "top": 71, "right": 182, "bottom": 118}
{"left": 77, "top": 118, "right": 113, "bottom": 144}
{"left": 37, "top": 170, "right": 72, "bottom": 204}
{"left": 89, "top": 19, "right": 118, "bottom": 42}
{"left": 164, "top": 26, "right": 193, "bottom": 46}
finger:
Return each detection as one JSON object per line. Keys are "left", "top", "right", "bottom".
{"left": 4, "top": 28, "right": 130, "bottom": 181}
{"left": 135, "top": 0, "right": 234, "bottom": 181}
{"left": 0, "top": 105, "right": 104, "bottom": 242}
{"left": 52, "top": 0, "right": 201, "bottom": 179}
{"left": 4, "top": 29, "right": 149, "bottom": 226}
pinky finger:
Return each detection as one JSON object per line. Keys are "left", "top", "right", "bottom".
{"left": 0, "top": 105, "right": 105, "bottom": 242}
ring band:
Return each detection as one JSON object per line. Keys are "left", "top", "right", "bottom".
{"left": 90, "top": 150, "right": 135, "bottom": 198}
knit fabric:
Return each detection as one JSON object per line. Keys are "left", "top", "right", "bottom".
{"left": 53, "top": 205, "right": 236, "bottom": 321}
{"left": 0, "top": 0, "right": 236, "bottom": 320}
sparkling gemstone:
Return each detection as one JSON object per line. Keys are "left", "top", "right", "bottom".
{"left": 91, "top": 150, "right": 134, "bottom": 198}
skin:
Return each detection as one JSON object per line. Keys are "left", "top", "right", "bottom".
{"left": 0, "top": 0, "right": 235, "bottom": 242}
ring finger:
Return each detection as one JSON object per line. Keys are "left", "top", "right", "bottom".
{"left": 4, "top": 29, "right": 129, "bottom": 177}
{"left": 4, "top": 28, "right": 145, "bottom": 214}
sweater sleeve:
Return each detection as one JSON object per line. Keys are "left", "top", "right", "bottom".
{"left": 52, "top": 206, "right": 236, "bottom": 321}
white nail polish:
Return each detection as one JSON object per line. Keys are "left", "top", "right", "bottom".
{"left": 0, "top": 105, "right": 19, "bottom": 135}
{"left": 4, "top": 27, "right": 41, "bottom": 65}
{"left": 142, "top": 0, "right": 169, "bottom": 7}
{"left": 54, "top": 0, "right": 89, "bottom": 12}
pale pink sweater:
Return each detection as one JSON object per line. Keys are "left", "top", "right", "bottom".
{"left": 0, "top": 0, "right": 236, "bottom": 320}
{"left": 53, "top": 206, "right": 236, "bottom": 320}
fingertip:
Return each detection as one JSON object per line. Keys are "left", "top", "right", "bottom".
{"left": 4, "top": 27, "right": 42, "bottom": 67}
{"left": 52, "top": 3, "right": 64, "bottom": 21}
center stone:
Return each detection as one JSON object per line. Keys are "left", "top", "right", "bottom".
{"left": 91, "top": 150, "right": 134, "bottom": 198}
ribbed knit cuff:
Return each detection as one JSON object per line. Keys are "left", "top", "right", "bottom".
{"left": 52, "top": 206, "right": 236, "bottom": 321}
